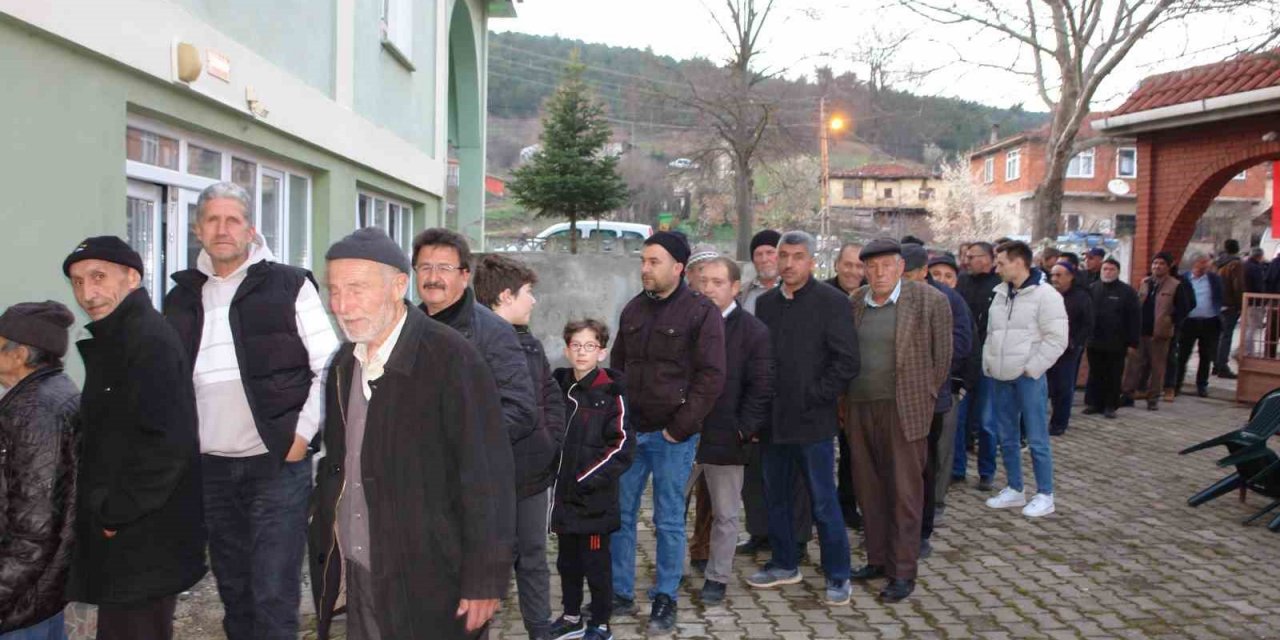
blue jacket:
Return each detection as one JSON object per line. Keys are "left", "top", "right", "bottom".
{"left": 928, "top": 276, "right": 973, "bottom": 414}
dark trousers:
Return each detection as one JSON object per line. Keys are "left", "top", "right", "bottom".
{"left": 1085, "top": 348, "right": 1127, "bottom": 411}
{"left": 203, "top": 454, "right": 312, "bottom": 640}
{"left": 847, "top": 400, "right": 928, "bottom": 580}
{"left": 515, "top": 490, "right": 551, "bottom": 636}
{"left": 742, "top": 444, "right": 811, "bottom": 540}
{"left": 1123, "top": 336, "right": 1171, "bottom": 406}
{"left": 761, "top": 440, "right": 851, "bottom": 580}
{"left": 346, "top": 561, "right": 382, "bottom": 640}
{"left": 1047, "top": 346, "right": 1084, "bottom": 430}
{"left": 96, "top": 595, "right": 177, "bottom": 640}
{"left": 558, "top": 533, "right": 612, "bottom": 626}
{"left": 1215, "top": 307, "right": 1240, "bottom": 372}
{"left": 689, "top": 475, "right": 711, "bottom": 561}
{"left": 922, "top": 402, "right": 958, "bottom": 541}
{"left": 837, "top": 433, "right": 858, "bottom": 522}
{"left": 1177, "top": 317, "right": 1222, "bottom": 391}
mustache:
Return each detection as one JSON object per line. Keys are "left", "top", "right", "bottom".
{"left": 421, "top": 282, "right": 448, "bottom": 290}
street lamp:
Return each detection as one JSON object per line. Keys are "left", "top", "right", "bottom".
{"left": 819, "top": 97, "right": 847, "bottom": 251}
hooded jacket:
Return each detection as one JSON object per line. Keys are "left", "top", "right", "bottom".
{"left": 550, "top": 367, "right": 633, "bottom": 535}
{"left": 0, "top": 367, "right": 79, "bottom": 632}
{"left": 982, "top": 268, "right": 1069, "bottom": 381}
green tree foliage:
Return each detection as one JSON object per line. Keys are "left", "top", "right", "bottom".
{"left": 508, "top": 53, "right": 630, "bottom": 254}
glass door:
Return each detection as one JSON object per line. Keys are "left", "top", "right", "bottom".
{"left": 126, "top": 180, "right": 164, "bottom": 299}
{"left": 259, "top": 168, "right": 285, "bottom": 259}
{"left": 176, "top": 188, "right": 202, "bottom": 273}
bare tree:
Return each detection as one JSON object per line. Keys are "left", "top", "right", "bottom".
{"left": 900, "top": 0, "right": 1275, "bottom": 242}
{"left": 930, "top": 158, "right": 1009, "bottom": 244}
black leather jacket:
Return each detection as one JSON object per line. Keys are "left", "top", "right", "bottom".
{"left": 0, "top": 367, "right": 79, "bottom": 632}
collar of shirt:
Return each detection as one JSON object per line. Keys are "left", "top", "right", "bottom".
{"left": 722, "top": 300, "right": 738, "bottom": 318}
{"left": 353, "top": 308, "right": 408, "bottom": 400}
{"left": 865, "top": 279, "right": 902, "bottom": 308}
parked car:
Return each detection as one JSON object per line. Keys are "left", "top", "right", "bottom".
{"left": 668, "top": 158, "right": 698, "bottom": 170}
{"left": 535, "top": 220, "right": 653, "bottom": 253}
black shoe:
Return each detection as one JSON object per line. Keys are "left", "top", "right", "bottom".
{"left": 1218, "top": 369, "right": 1238, "bottom": 379}
{"left": 1103, "top": 409, "right": 1118, "bottom": 419}
{"left": 1120, "top": 394, "right": 1135, "bottom": 408}
{"left": 700, "top": 579, "right": 726, "bottom": 606}
{"left": 1081, "top": 406, "right": 1100, "bottom": 415}
{"left": 950, "top": 475, "right": 965, "bottom": 485}
{"left": 919, "top": 538, "right": 933, "bottom": 559}
{"left": 690, "top": 558, "right": 708, "bottom": 574}
{"left": 850, "top": 564, "right": 885, "bottom": 581}
{"left": 548, "top": 614, "right": 586, "bottom": 640}
{"left": 1197, "top": 385, "right": 1209, "bottom": 398}
{"left": 735, "top": 535, "right": 768, "bottom": 555}
{"left": 1146, "top": 401, "right": 1158, "bottom": 411}
{"left": 646, "top": 593, "right": 677, "bottom": 636}
{"left": 1049, "top": 425, "right": 1066, "bottom": 436}
{"left": 842, "top": 506, "right": 863, "bottom": 530}
{"left": 977, "top": 476, "right": 994, "bottom": 492}
{"left": 879, "top": 578, "right": 915, "bottom": 602}
{"left": 795, "top": 541, "right": 809, "bottom": 564}
{"left": 583, "top": 624, "right": 613, "bottom": 640}
{"left": 611, "top": 594, "right": 637, "bottom": 617}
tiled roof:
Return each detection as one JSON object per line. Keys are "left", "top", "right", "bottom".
{"left": 1112, "top": 50, "right": 1280, "bottom": 116}
{"left": 830, "top": 162, "right": 938, "bottom": 179}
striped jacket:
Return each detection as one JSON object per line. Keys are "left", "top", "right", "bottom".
{"left": 550, "top": 367, "right": 634, "bottom": 535}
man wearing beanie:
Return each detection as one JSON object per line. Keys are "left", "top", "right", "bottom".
{"left": 0, "top": 301, "right": 80, "bottom": 637}
{"left": 610, "top": 231, "right": 725, "bottom": 635}
{"left": 162, "top": 182, "right": 339, "bottom": 640}
{"left": 1046, "top": 261, "right": 1094, "bottom": 435}
{"left": 740, "top": 229, "right": 781, "bottom": 314}
{"left": 309, "top": 228, "right": 514, "bottom": 640}
{"left": 63, "top": 237, "right": 207, "bottom": 639}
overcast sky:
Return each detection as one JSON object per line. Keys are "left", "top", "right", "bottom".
{"left": 493, "top": 0, "right": 1278, "bottom": 112}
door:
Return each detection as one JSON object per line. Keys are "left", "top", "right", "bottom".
{"left": 175, "top": 188, "right": 202, "bottom": 275}
{"left": 126, "top": 180, "right": 165, "bottom": 298}
{"left": 259, "top": 168, "right": 285, "bottom": 259}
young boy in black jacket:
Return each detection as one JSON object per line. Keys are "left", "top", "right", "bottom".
{"left": 549, "top": 319, "right": 634, "bottom": 640}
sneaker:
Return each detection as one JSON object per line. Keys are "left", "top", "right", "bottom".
{"left": 746, "top": 564, "right": 802, "bottom": 588}
{"left": 1146, "top": 400, "right": 1159, "bottom": 411}
{"left": 985, "top": 487, "right": 1026, "bottom": 509}
{"left": 977, "top": 476, "right": 994, "bottom": 492}
{"left": 549, "top": 614, "right": 587, "bottom": 640}
{"left": 700, "top": 579, "right": 726, "bottom": 606}
{"left": 610, "top": 594, "right": 637, "bottom": 617}
{"left": 1103, "top": 409, "right": 1118, "bottom": 419}
{"left": 1022, "top": 493, "right": 1055, "bottom": 517}
{"left": 824, "top": 578, "right": 852, "bottom": 605}
{"left": 583, "top": 624, "right": 613, "bottom": 640}
{"left": 646, "top": 593, "right": 677, "bottom": 636}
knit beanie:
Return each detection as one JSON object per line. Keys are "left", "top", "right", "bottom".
{"left": 325, "top": 227, "right": 411, "bottom": 274}
{"left": 0, "top": 301, "right": 75, "bottom": 357}
{"left": 749, "top": 230, "right": 781, "bottom": 256}
{"left": 644, "top": 231, "right": 692, "bottom": 265}
{"left": 62, "top": 236, "right": 144, "bottom": 278}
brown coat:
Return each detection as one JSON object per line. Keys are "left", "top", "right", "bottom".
{"left": 1138, "top": 275, "right": 1181, "bottom": 339}
{"left": 1217, "top": 258, "right": 1245, "bottom": 310}
{"left": 848, "top": 280, "right": 953, "bottom": 442}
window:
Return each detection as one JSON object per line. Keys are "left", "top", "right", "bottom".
{"left": 1065, "top": 213, "right": 1082, "bottom": 232}
{"left": 882, "top": 187, "right": 894, "bottom": 199}
{"left": 358, "top": 192, "right": 415, "bottom": 256}
{"left": 380, "top": 0, "right": 415, "bottom": 68}
{"left": 1117, "top": 147, "right": 1137, "bottom": 178}
{"left": 1005, "top": 149, "right": 1021, "bottom": 182}
{"left": 919, "top": 187, "right": 935, "bottom": 201}
{"left": 842, "top": 180, "right": 863, "bottom": 200}
{"left": 186, "top": 145, "right": 222, "bottom": 179}
{"left": 126, "top": 127, "right": 178, "bottom": 170}
{"left": 1066, "top": 148, "right": 1095, "bottom": 178}
{"left": 1234, "top": 170, "right": 1248, "bottom": 181}
{"left": 982, "top": 157, "right": 994, "bottom": 184}
{"left": 1115, "top": 214, "right": 1137, "bottom": 236}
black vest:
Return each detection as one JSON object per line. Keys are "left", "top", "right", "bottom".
{"left": 163, "top": 260, "right": 317, "bottom": 460}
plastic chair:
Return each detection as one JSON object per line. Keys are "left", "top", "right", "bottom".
{"left": 1181, "top": 387, "right": 1280, "bottom": 508}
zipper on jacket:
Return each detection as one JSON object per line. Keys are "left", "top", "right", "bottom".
{"left": 548, "top": 381, "right": 581, "bottom": 534}
{"left": 320, "top": 362, "right": 349, "bottom": 617}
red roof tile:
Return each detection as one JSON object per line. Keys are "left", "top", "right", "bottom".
{"left": 1112, "top": 50, "right": 1280, "bottom": 116}
{"left": 830, "top": 162, "right": 938, "bottom": 179}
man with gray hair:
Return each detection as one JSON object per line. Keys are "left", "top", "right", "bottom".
{"left": 747, "top": 230, "right": 859, "bottom": 606}
{"left": 163, "top": 181, "right": 339, "bottom": 640}
{"left": 1174, "top": 250, "right": 1224, "bottom": 397}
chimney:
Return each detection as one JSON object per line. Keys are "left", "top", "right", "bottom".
{"left": 989, "top": 123, "right": 1001, "bottom": 145}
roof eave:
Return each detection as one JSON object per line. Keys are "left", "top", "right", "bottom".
{"left": 1097, "top": 85, "right": 1280, "bottom": 135}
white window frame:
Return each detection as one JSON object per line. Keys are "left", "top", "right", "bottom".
{"left": 1234, "top": 170, "right": 1248, "bottom": 181}
{"left": 982, "top": 157, "right": 994, "bottom": 184}
{"left": 1116, "top": 147, "right": 1138, "bottom": 179}
{"left": 358, "top": 191, "right": 416, "bottom": 257}
{"left": 1005, "top": 149, "right": 1021, "bottom": 182}
{"left": 124, "top": 115, "right": 314, "bottom": 270}
{"left": 380, "top": 0, "right": 415, "bottom": 70}
{"left": 1066, "top": 148, "right": 1095, "bottom": 179}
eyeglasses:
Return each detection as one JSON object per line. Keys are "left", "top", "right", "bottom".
{"left": 415, "top": 263, "right": 462, "bottom": 275}
{"left": 568, "top": 342, "right": 601, "bottom": 353}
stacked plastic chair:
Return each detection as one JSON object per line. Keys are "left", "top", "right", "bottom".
{"left": 1179, "top": 387, "right": 1280, "bottom": 531}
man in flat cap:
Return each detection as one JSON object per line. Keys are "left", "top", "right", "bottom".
{"left": 0, "top": 301, "right": 80, "bottom": 637}
{"left": 747, "top": 230, "right": 858, "bottom": 606}
{"left": 309, "top": 228, "right": 514, "bottom": 639}
{"left": 609, "top": 231, "right": 725, "bottom": 635}
{"left": 63, "top": 236, "right": 206, "bottom": 639}
{"left": 842, "top": 239, "right": 952, "bottom": 603}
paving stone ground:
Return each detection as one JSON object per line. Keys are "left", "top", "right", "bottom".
{"left": 174, "top": 380, "right": 1280, "bottom": 639}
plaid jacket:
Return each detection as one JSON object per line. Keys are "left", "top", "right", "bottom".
{"left": 848, "top": 279, "right": 953, "bottom": 442}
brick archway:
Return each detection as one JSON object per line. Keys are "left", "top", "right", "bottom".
{"left": 1132, "top": 113, "right": 1280, "bottom": 273}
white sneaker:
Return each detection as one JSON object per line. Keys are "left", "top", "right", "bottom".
{"left": 1022, "top": 493, "right": 1055, "bottom": 518}
{"left": 985, "top": 487, "right": 1026, "bottom": 509}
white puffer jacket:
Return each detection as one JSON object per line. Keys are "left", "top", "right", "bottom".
{"left": 982, "top": 270, "right": 1069, "bottom": 381}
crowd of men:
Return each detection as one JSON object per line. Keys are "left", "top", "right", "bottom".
{"left": 0, "top": 177, "right": 1259, "bottom": 640}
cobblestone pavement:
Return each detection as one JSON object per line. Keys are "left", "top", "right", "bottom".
{"left": 175, "top": 387, "right": 1280, "bottom": 638}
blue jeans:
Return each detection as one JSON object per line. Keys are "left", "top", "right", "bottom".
{"left": 952, "top": 375, "right": 997, "bottom": 480}
{"left": 0, "top": 612, "right": 65, "bottom": 640}
{"left": 203, "top": 454, "right": 312, "bottom": 640}
{"left": 991, "top": 375, "right": 1054, "bottom": 495}
{"left": 761, "top": 439, "right": 851, "bottom": 581}
{"left": 1047, "top": 346, "right": 1084, "bottom": 430}
{"left": 611, "top": 432, "right": 698, "bottom": 601}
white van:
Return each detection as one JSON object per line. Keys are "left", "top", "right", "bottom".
{"left": 534, "top": 220, "right": 654, "bottom": 253}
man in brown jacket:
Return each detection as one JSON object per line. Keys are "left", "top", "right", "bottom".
{"left": 844, "top": 238, "right": 952, "bottom": 603}
{"left": 1122, "top": 252, "right": 1190, "bottom": 411}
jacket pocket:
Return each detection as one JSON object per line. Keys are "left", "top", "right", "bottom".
{"left": 649, "top": 326, "right": 688, "bottom": 362}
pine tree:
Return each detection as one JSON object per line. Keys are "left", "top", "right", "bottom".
{"left": 508, "top": 52, "right": 629, "bottom": 254}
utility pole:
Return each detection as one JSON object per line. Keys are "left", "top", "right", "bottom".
{"left": 819, "top": 95, "right": 830, "bottom": 244}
